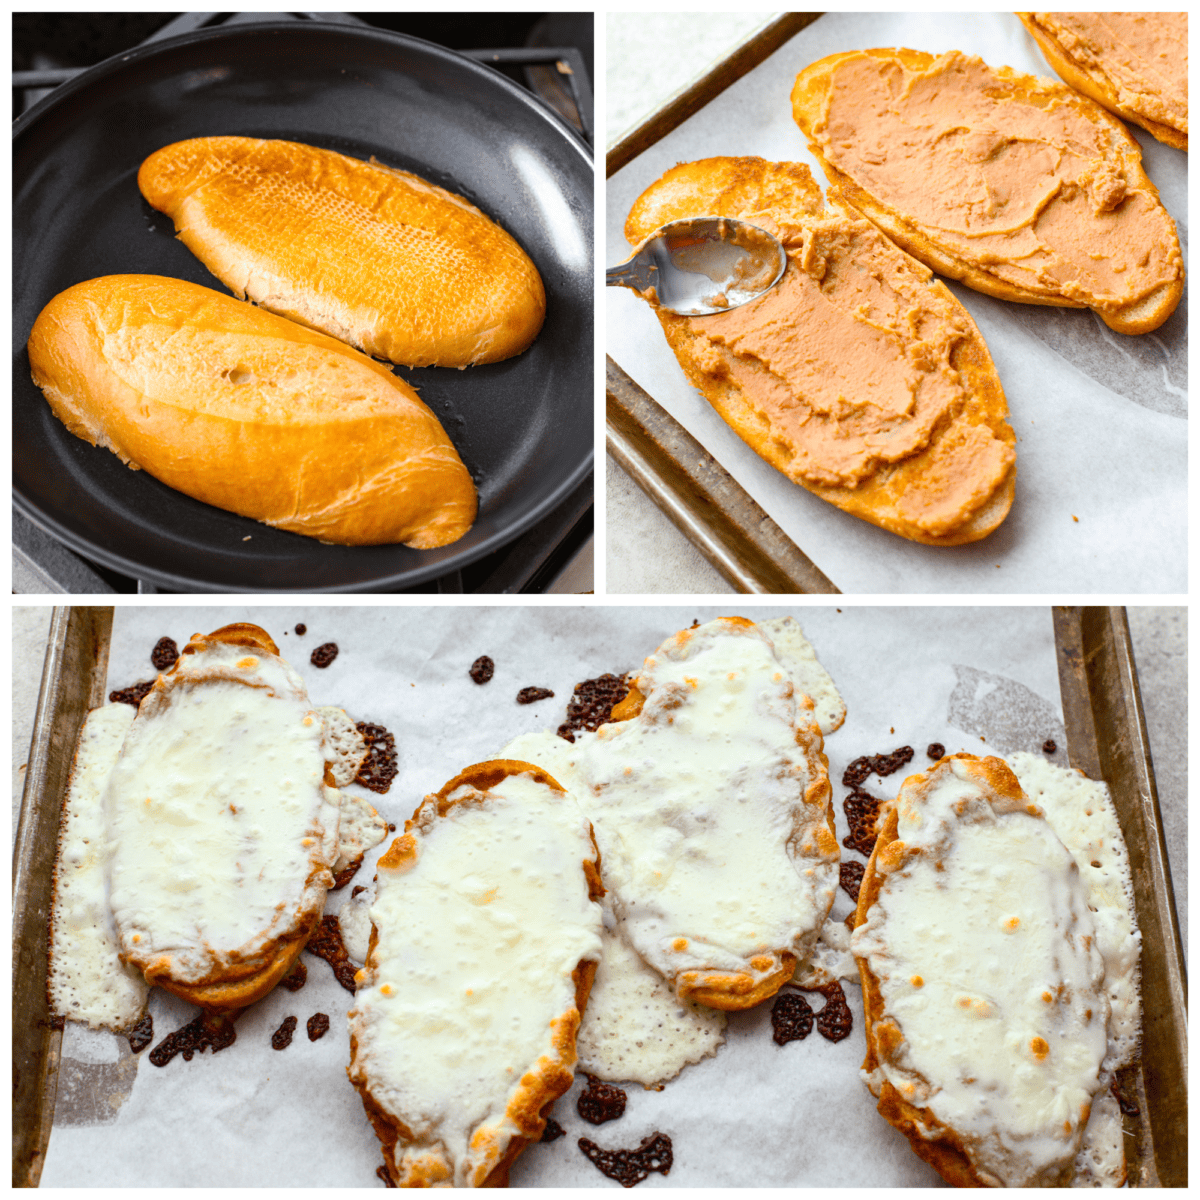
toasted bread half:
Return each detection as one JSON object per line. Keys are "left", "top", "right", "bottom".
{"left": 792, "top": 49, "right": 1184, "bottom": 335}
{"left": 347, "top": 759, "right": 604, "bottom": 1187}
{"left": 586, "top": 617, "right": 837, "bottom": 1010}
{"left": 852, "top": 755, "right": 1112, "bottom": 1187}
{"left": 139, "top": 137, "right": 545, "bottom": 368}
{"left": 625, "top": 156, "right": 1015, "bottom": 544}
{"left": 105, "top": 623, "right": 340, "bottom": 1013}
{"left": 1017, "top": 13, "right": 1187, "bottom": 151}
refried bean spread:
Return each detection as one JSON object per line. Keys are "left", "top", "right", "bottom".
{"left": 1033, "top": 12, "right": 1187, "bottom": 134}
{"left": 675, "top": 214, "right": 1014, "bottom": 536}
{"left": 808, "top": 51, "right": 1183, "bottom": 316}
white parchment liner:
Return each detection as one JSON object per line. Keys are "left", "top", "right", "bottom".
{"left": 35, "top": 605, "right": 1078, "bottom": 1187}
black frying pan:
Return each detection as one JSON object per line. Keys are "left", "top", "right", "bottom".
{"left": 13, "top": 22, "right": 594, "bottom": 592}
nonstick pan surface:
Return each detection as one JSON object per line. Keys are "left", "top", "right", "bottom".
{"left": 13, "top": 23, "right": 594, "bottom": 593}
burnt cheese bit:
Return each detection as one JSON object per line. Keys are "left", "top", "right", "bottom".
{"left": 517, "top": 686, "right": 555, "bottom": 705}
{"left": 295, "top": 623, "right": 307, "bottom": 635}
{"left": 1111, "top": 1076, "right": 1140, "bottom": 1117}
{"left": 557, "top": 673, "right": 629, "bottom": 743}
{"left": 843, "top": 787, "right": 884, "bottom": 857}
{"left": 305, "top": 914, "right": 359, "bottom": 992}
{"left": 355, "top": 722, "right": 398, "bottom": 794}
{"left": 307, "top": 1013, "right": 330, "bottom": 1042}
{"left": 927, "top": 742, "right": 945, "bottom": 760}
{"left": 839, "top": 860, "right": 865, "bottom": 903}
{"left": 578, "top": 1075, "right": 627, "bottom": 1125}
{"left": 150, "top": 636, "right": 178, "bottom": 670}
{"left": 47, "top": 1014, "right": 65, "bottom": 1031}
{"left": 127, "top": 1013, "right": 154, "bottom": 1053}
{"left": 271, "top": 1015, "right": 298, "bottom": 1050}
{"left": 311, "top": 642, "right": 339, "bottom": 668}
{"left": 1043, "top": 738, "right": 1058, "bottom": 754}
{"left": 351, "top": 885, "right": 368, "bottom": 899}
{"left": 842, "top": 746, "right": 915, "bottom": 788}
{"left": 578, "top": 1133, "right": 673, "bottom": 1188}
{"left": 771, "top": 991, "right": 814, "bottom": 1045}
{"left": 109, "top": 679, "right": 154, "bottom": 707}
{"left": 469, "top": 655, "right": 495, "bottom": 685}
{"left": 540, "top": 1117, "right": 566, "bottom": 1143}
{"left": 280, "top": 960, "right": 308, "bottom": 992}
{"left": 813, "top": 982, "right": 853, "bottom": 1042}
{"left": 148, "top": 1011, "right": 236, "bottom": 1066}
{"left": 376, "top": 1164, "right": 397, "bottom": 1187}
{"left": 332, "top": 857, "right": 363, "bottom": 891}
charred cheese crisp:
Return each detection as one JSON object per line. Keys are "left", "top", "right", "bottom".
{"left": 852, "top": 755, "right": 1112, "bottom": 1187}
{"left": 793, "top": 49, "right": 1185, "bottom": 334}
{"left": 580, "top": 617, "right": 838, "bottom": 1009}
{"left": 347, "top": 761, "right": 604, "bottom": 1187}
{"left": 625, "top": 158, "right": 1016, "bottom": 544}
{"left": 103, "top": 625, "right": 340, "bottom": 1009}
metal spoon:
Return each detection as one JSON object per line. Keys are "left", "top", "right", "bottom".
{"left": 606, "top": 216, "right": 787, "bottom": 316}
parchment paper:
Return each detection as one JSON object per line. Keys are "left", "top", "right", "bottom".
{"left": 36, "top": 604, "right": 1077, "bottom": 1187}
{"left": 607, "top": 11, "right": 1187, "bottom": 594}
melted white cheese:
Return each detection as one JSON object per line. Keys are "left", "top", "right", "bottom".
{"left": 347, "top": 771, "right": 603, "bottom": 1187}
{"left": 104, "top": 641, "right": 339, "bottom": 985}
{"left": 853, "top": 757, "right": 1110, "bottom": 1187}
{"left": 758, "top": 615, "right": 846, "bottom": 735}
{"left": 48, "top": 703, "right": 147, "bottom": 1031}
{"left": 580, "top": 618, "right": 836, "bottom": 991}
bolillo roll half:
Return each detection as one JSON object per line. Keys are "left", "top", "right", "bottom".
{"left": 139, "top": 136, "right": 547, "bottom": 368}
{"left": 27, "top": 275, "right": 477, "bottom": 548}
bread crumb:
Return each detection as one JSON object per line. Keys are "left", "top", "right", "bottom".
{"left": 242, "top": 535, "right": 252, "bottom": 541}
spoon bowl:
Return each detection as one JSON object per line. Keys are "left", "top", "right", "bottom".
{"left": 607, "top": 216, "right": 787, "bottom": 316}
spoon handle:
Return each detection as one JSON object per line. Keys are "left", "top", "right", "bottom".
{"left": 606, "top": 259, "right": 655, "bottom": 292}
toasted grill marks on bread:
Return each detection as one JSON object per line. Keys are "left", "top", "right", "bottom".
{"left": 852, "top": 754, "right": 1111, "bottom": 1187}
{"left": 138, "top": 136, "right": 546, "bottom": 368}
{"left": 27, "top": 275, "right": 477, "bottom": 548}
{"left": 625, "top": 157, "right": 1015, "bottom": 544}
{"left": 104, "top": 624, "right": 341, "bottom": 1013}
{"left": 1018, "top": 13, "right": 1187, "bottom": 151}
{"left": 583, "top": 617, "right": 838, "bottom": 1011}
{"left": 347, "top": 760, "right": 604, "bottom": 1187}
{"left": 793, "top": 49, "right": 1184, "bottom": 334}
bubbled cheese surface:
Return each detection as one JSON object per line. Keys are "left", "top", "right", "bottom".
{"left": 103, "top": 642, "right": 338, "bottom": 985}
{"left": 853, "top": 758, "right": 1110, "bottom": 1187}
{"left": 580, "top": 618, "right": 836, "bottom": 988}
{"left": 348, "top": 772, "right": 603, "bottom": 1187}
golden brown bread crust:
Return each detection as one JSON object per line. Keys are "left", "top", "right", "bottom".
{"left": 27, "top": 275, "right": 477, "bottom": 548}
{"left": 350, "top": 759, "right": 603, "bottom": 1187}
{"left": 139, "top": 624, "right": 335, "bottom": 1013}
{"left": 625, "top": 160, "right": 1015, "bottom": 545}
{"left": 792, "top": 49, "right": 1184, "bottom": 335}
{"left": 1017, "top": 13, "right": 1187, "bottom": 151}
{"left": 138, "top": 136, "right": 546, "bottom": 368}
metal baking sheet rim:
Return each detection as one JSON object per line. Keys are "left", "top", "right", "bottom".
{"left": 12, "top": 605, "right": 1186, "bottom": 1186}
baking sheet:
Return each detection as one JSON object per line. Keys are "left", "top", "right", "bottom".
{"left": 606, "top": 12, "right": 1187, "bottom": 594}
{"left": 33, "top": 603, "right": 1154, "bottom": 1187}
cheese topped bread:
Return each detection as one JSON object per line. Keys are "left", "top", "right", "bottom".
{"left": 792, "top": 49, "right": 1185, "bottom": 334}
{"left": 27, "top": 275, "right": 477, "bottom": 548}
{"left": 1018, "top": 12, "right": 1188, "bottom": 151}
{"left": 139, "top": 136, "right": 546, "bottom": 368}
{"left": 103, "top": 624, "right": 340, "bottom": 1011}
{"left": 625, "top": 157, "right": 1016, "bottom": 544}
{"left": 346, "top": 760, "right": 604, "bottom": 1187}
{"left": 852, "top": 754, "right": 1112, "bottom": 1187}
{"left": 580, "top": 617, "right": 838, "bottom": 1010}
